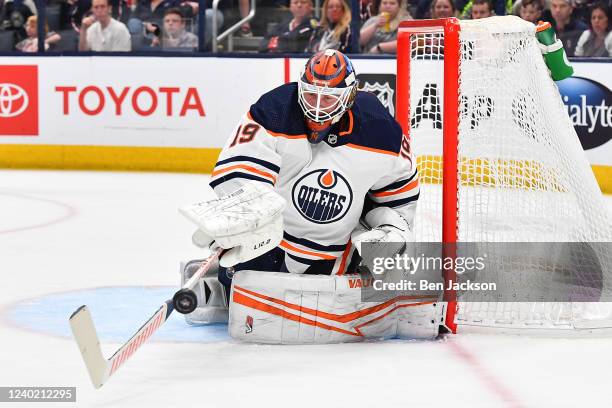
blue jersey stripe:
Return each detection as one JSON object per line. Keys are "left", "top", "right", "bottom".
{"left": 374, "top": 193, "right": 420, "bottom": 208}
{"left": 369, "top": 171, "right": 418, "bottom": 194}
{"left": 215, "top": 156, "right": 281, "bottom": 173}
{"left": 283, "top": 231, "right": 346, "bottom": 252}
{"left": 209, "top": 173, "right": 274, "bottom": 189}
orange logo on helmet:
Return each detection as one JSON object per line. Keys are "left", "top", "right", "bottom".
{"left": 304, "top": 50, "right": 352, "bottom": 88}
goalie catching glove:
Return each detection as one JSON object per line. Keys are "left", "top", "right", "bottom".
{"left": 180, "top": 181, "right": 286, "bottom": 267}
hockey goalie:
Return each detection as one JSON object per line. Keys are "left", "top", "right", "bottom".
{"left": 178, "top": 50, "right": 444, "bottom": 344}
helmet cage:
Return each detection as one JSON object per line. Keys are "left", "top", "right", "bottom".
{"left": 298, "top": 79, "right": 357, "bottom": 124}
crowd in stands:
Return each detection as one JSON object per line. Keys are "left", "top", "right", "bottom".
{"left": 0, "top": 0, "right": 610, "bottom": 56}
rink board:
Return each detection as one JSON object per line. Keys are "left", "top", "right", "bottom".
{"left": 0, "top": 144, "right": 222, "bottom": 173}
{"left": 0, "top": 56, "right": 610, "bottom": 191}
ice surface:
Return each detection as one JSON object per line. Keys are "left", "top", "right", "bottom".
{"left": 1, "top": 170, "right": 611, "bottom": 408}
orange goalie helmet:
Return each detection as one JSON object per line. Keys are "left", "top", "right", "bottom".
{"left": 298, "top": 49, "right": 359, "bottom": 127}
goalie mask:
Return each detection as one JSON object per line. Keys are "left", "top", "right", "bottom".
{"left": 298, "top": 49, "right": 359, "bottom": 143}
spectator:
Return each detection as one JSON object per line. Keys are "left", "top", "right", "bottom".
{"left": 544, "top": 0, "right": 588, "bottom": 55}
{"left": 78, "top": 0, "right": 131, "bottom": 51}
{"left": 178, "top": 0, "right": 223, "bottom": 46}
{"left": 410, "top": 0, "right": 452, "bottom": 53}
{"left": 308, "top": 0, "right": 352, "bottom": 53}
{"left": 151, "top": 7, "right": 197, "bottom": 48}
{"left": 575, "top": 2, "right": 612, "bottom": 56}
{"left": 431, "top": 0, "right": 457, "bottom": 18}
{"left": 457, "top": 0, "right": 506, "bottom": 18}
{"left": 1, "top": 0, "right": 37, "bottom": 44}
{"left": 69, "top": 0, "right": 129, "bottom": 30}
{"left": 15, "top": 15, "right": 61, "bottom": 51}
{"left": 519, "top": 0, "right": 545, "bottom": 23}
{"left": 470, "top": 0, "right": 494, "bottom": 17}
{"left": 127, "top": 0, "right": 178, "bottom": 47}
{"left": 360, "top": 0, "right": 412, "bottom": 54}
{"left": 258, "top": 0, "right": 316, "bottom": 53}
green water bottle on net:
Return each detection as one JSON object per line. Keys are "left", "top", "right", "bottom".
{"left": 536, "top": 21, "right": 573, "bottom": 81}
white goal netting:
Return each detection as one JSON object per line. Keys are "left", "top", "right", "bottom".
{"left": 403, "top": 16, "right": 612, "bottom": 331}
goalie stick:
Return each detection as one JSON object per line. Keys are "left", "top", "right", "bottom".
{"left": 69, "top": 248, "right": 222, "bottom": 389}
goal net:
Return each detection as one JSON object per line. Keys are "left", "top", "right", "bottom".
{"left": 396, "top": 16, "right": 612, "bottom": 333}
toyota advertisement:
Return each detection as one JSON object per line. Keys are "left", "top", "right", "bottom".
{"left": 0, "top": 65, "right": 38, "bottom": 136}
{"left": 0, "top": 57, "right": 282, "bottom": 148}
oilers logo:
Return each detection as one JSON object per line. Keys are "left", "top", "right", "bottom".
{"left": 292, "top": 169, "right": 353, "bottom": 224}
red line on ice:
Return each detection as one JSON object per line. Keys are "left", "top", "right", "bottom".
{"left": 0, "top": 192, "right": 77, "bottom": 234}
{"left": 446, "top": 340, "right": 524, "bottom": 408}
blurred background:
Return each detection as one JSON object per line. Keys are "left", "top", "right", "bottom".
{"left": 0, "top": 0, "right": 609, "bottom": 55}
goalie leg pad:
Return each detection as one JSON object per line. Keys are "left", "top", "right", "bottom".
{"left": 396, "top": 301, "right": 445, "bottom": 340}
{"left": 228, "top": 270, "right": 441, "bottom": 344}
{"left": 180, "top": 257, "right": 228, "bottom": 324}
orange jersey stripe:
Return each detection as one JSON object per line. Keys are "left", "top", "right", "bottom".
{"left": 335, "top": 240, "right": 352, "bottom": 276}
{"left": 344, "top": 143, "right": 399, "bottom": 157}
{"left": 267, "top": 129, "right": 308, "bottom": 139}
{"left": 371, "top": 179, "right": 419, "bottom": 198}
{"left": 212, "top": 164, "right": 277, "bottom": 183}
{"left": 279, "top": 240, "right": 337, "bottom": 260}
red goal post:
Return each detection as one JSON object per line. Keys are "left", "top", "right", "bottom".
{"left": 396, "top": 18, "right": 461, "bottom": 334}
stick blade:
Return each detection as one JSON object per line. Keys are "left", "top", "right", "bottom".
{"left": 69, "top": 306, "right": 109, "bottom": 389}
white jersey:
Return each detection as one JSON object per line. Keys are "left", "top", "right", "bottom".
{"left": 210, "top": 83, "right": 419, "bottom": 274}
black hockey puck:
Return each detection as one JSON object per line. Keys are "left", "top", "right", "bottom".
{"left": 173, "top": 288, "right": 198, "bottom": 314}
